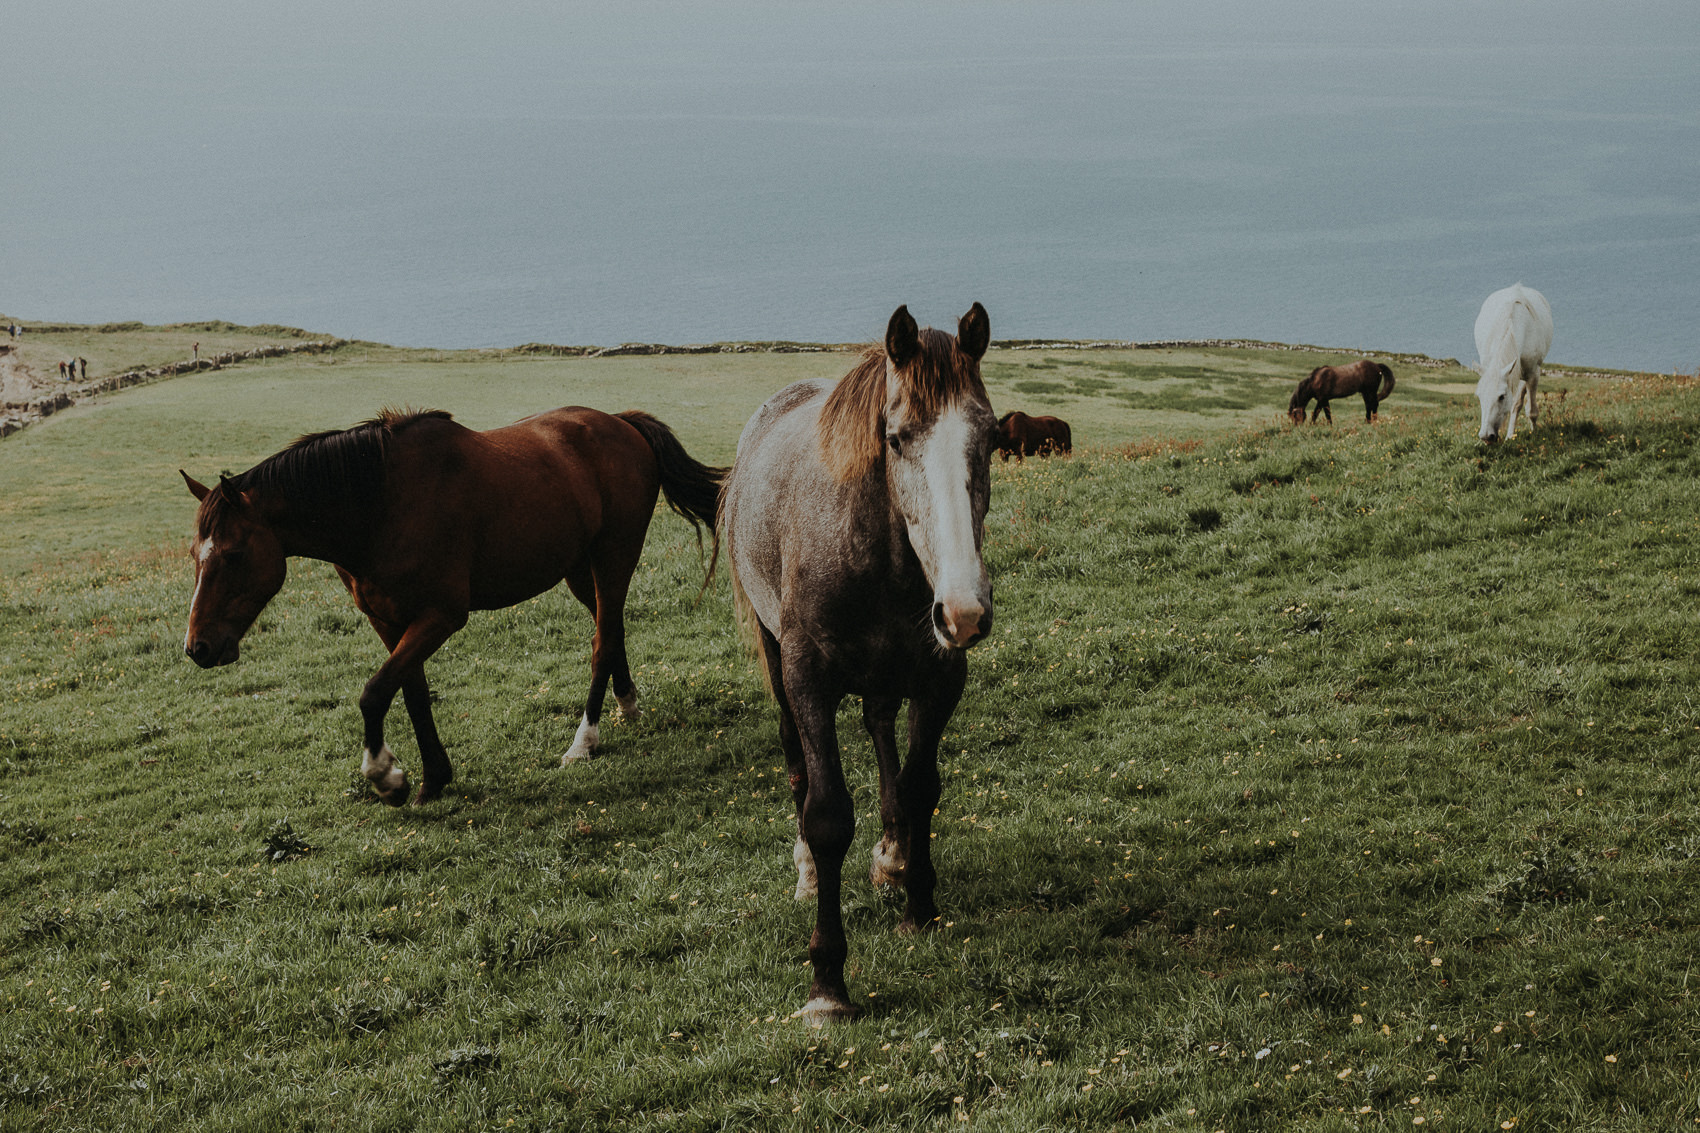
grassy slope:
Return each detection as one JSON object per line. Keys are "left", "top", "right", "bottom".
{"left": 2, "top": 324, "right": 1696, "bottom": 1131}
{"left": 1, "top": 323, "right": 1487, "bottom": 575}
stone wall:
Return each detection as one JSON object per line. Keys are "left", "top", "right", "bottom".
{"left": 0, "top": 340, "right": 347, "bottom": 440}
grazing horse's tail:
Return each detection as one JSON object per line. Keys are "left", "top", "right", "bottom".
{"left": 616, "top": 410, "right": 727, "bottom": 584}
{"left": 1376, "top": 363, "right": 1396, "bottom": 400}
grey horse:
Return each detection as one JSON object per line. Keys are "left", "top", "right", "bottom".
{"left": 722, "top": 302, "right": 997, "bottom": 1024}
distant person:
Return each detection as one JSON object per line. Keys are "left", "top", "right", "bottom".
{"left": 77, "top": 357, "right": 88, "bottom": 379}
{"left": 58, "top": 361, "right": 67, "bottom": 380}
{"left": 192, "top": 341, "right": 200, "bottom": 360}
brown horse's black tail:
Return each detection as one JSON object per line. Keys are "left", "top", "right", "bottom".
{"left": 1376, "top": 363, "right": 1396, "bottom": 400}
{"left": 616, "top": 410, "right": 727, "bottom": 585}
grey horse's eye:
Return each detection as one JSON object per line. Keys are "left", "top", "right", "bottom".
{"left": 886, "top": 433, "right": 902, "bottom": 455}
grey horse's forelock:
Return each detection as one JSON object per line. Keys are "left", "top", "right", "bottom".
{"left": 818, "top": 330, "right": 988, "bottom": 483}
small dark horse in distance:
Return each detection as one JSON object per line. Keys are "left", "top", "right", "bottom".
{"left": 182, "top": 406, "right": 724, "bottom": 805}
{"left": 723, "top": 302, "right": 997, "bottom": 1023}
{"left": 1288, "top": 359, "right": 1395, "bottom": 425}
{"left": 996, "top": 410, "right": 1072, "bottom": 460}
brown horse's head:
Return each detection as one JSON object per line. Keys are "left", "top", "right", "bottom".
{"left": 1288, "top": 372, "right": 1321, "bottom": 425}
{"left": 994, "top": 410, "right": 1024, "bottom": 457}
{"left": 180, "top": 471, "right": 288, "bottom": 668}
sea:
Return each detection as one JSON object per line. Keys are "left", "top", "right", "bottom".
{"left": 3, "top": 1, "right": 1696, "bottom": 372}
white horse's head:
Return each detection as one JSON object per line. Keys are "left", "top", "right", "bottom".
{"left": 880, "top": 304, "right": 997, "bottom": 651}
{"left": 1475, "top": 362, "right": 1515, "bottom": 444}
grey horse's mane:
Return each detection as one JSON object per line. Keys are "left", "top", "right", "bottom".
{"left": 818, "top": 329, "right": 987, "bottom": 482}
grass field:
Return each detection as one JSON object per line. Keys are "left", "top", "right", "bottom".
{"left": 2, "top": 322, "right": 1696, "bottom": 1131}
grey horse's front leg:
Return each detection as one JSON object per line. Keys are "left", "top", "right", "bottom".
{"left": 891, "top": 659, "right": 965, "bottom": 933}
{"left": 865, "top": 696, "right": 906, "bottom": 889}
{"left": 780, "top": 649, "right": 858, "bottom": 1026}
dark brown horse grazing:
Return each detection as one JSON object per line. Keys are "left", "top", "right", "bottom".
{"left": 723, "top": 303, "right": 996, "bottom": 1024}
{"left": 1288, "top": 359, "right": 1395, "bottom": 425}
{"left": 995, "top": 410, "right": 1072, "bottom": 460}
{"left": 181, "top": 407, "right": 723, "bottom": 805}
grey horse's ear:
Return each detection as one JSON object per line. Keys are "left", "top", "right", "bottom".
{"left": 181, "top": 470, "right": 211, "bottom": 501}
{"left": 885, "top": 305, "right": 920, "bottom": 366}
{"left": 958, "top": 302, "right": 990, "bottom": 360}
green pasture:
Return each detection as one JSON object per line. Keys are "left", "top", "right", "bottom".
{"left": 1, "top": 322, "right": 1489, "bottom": 575}
{"left": 2, "top": 323, "right": 1697, "bottom": 1131}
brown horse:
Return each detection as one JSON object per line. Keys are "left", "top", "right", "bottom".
{"left": 1288, "top": 359, "right": 1395, "bottom": 424}
{"left": 996, "top": 410, "right": 1072, "bottom": 460}
{"left": 181, "top": 406, "right": 723, "bottom": 805}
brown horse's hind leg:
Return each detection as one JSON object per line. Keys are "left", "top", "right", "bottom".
{"left": 400, "top": 672, "right": 453, "bottom": 804}
{"left": 560, "top": 566, "right": 603, "bottom": 762}
{"left": 561, "top": 545, "right": 643, "bottom": 764}
{"left": 864, "top": 695, "right": 906, "bottom": 889}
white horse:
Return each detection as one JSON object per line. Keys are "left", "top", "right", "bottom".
{"left": 1473, "top": 284, "right": 1553, "bottom": 444}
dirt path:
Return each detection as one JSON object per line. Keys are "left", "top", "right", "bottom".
{"left": 0, "top": 346, "right": 46, "bottom": 404}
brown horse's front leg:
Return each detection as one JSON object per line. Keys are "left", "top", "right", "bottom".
{"left": 359, "top": 611, "right": 466, "bottom": 806}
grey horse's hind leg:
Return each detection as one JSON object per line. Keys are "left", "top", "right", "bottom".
{"left": 760, "top": 625, "right": 818, "bottom": 901}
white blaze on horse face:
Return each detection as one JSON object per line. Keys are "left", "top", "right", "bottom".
{"left": 890, "top": 400, "right": 992, "bottom": 650}
{"left": 184, "top": 535, "right": 217, "bottom": 653}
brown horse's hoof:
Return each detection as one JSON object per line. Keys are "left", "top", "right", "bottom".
{"left": 412, "top": 783, "right": 445, "bottom": 806}
{"left": 792, "top": 996, "right": 861, "bottom": 1027}
{"left": 897, "top": 912, "right": 941, "bottom": 936}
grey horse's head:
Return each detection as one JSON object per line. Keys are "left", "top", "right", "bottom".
{"left": 824, "top": 303, "right": 997, "bottom": 651}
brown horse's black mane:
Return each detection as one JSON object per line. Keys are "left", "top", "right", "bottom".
{"left": 216, "top": 408, "right": 452, "bottom": 526}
